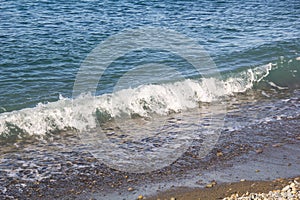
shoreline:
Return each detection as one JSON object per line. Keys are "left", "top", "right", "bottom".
{"left": 88, "top": 141, "right": 300, "bottom": 200}
{"left": 1, "top": 115, "right": 299, "bottom": 200}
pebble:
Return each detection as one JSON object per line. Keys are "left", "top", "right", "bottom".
{"left": 217, "top": 152, "right": 224, "bottom": 157}
{"left": 255, "top": 148, "right": 263, "bottom": 154}
{"left": 137, "top": 195, "right": 143, "bottom": 199}
{"left": 272, "top": 143, "right": 283, "bottom": 147}
{"left": 128, "top": 187, "right": 134, "bottom": 192}
{"left": 0, "top": 186, "right": 7, "bottom": 194}
{"left": 282, "top": 185, "right": 290, "bottom": 192}
{"left": 206, "top": 181, "right": 217, "bottom": 188}
{"left": 66, "top": 161, "right": 73, "bottom": 167}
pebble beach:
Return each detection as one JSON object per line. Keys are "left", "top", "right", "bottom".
{"left": 224, "top": 178, "right": 300, "bottom": 200}
{"left": 149, "top": 177, "right": 300, "bottom": 200}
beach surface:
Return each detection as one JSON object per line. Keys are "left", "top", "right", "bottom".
{"left": 149, "top": 177, "right": 300, "bottom": 200}
{"left": 1, "top": 113, "right": 299, "bottom": 200}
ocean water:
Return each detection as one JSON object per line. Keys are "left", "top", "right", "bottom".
{"left": 0, "top": 0, "right": 300, "bottom": 196}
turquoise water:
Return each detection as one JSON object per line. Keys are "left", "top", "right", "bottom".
{"left": 1, "top": 0, "right": 299, "bottom": 110}
{"left": 0, "top": 0, "right": 299, "bottom": 137}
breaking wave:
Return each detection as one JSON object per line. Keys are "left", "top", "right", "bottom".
{"left": 0, "top": 58, "right": 299, "bottom": 138}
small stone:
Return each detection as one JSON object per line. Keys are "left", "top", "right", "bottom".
{"left": 240, "top": 179, "right": 246, "bottom": 182}
{"left": 206, "top": 184, "right": 213, "bottom": 188}
{"left": 217, "top": 151, "right": 223, "bottom": 157}
{"left": 170, "top": 197, "right": 176, "bottom": 200}
{"left": 66, "top": 161, "right": 73, "bottom": 167}
{"left": 137, "top": 195, "right": 143, "bottom": 199}
{"left": 255, "top": 169, "right": 260, "bottom": 172}
{"left": 272, "top": 143, "right": 283, "bottom": 147}
{"left": 255, "top": 148, "right": 263, "bottom": 154}
{"left": 290, "top": 182, "right": 295, "bottom": 187}
{"left": 282, "top": 185, "right": 290, "bottom": 192}
{"left": 128, "top": 187, "right": 134, "bottom": 192}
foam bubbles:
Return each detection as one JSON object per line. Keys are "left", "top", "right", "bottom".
{"left": 0, "top": 63, "right": 274, "bottom": 137}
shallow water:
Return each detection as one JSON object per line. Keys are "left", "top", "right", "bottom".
{"left": 0, "top": 89, "right": 299, "bottom": 199}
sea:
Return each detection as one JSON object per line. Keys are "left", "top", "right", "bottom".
{"left": 0, "top": 0, "right": 299, "bottom": 199}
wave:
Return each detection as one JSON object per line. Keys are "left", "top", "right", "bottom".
{"left": 0, "top": 58, "right": 299, "bottom": 138}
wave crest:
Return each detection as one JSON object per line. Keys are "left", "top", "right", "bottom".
{"left": 0, "top": 60, "right": 298, "bottom": 137}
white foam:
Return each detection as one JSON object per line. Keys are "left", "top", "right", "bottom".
{"left": 0, "top": 63, "right": 274, "bottom": 136}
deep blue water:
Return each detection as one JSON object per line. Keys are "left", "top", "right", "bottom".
{"left": 0, "top": 0, "right": 299, "bottom": 113}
